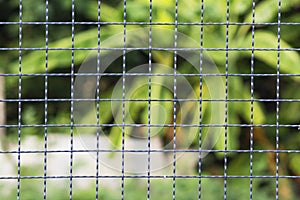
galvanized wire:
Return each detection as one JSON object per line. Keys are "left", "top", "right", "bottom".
{"left": 249, "top": 1, "right": 256, "bottom": 199}
{"left": 275, "top": 1, "right": 282, "bottom": 199}
{"left": 68, "top": 0, "right": 76, "bottom": 198}
{"left": 95, "top": 0, "right": 101, "bottom": 199}
{"left": 17, "top": 0, "right": 23, "bottom": 199}
{"left": 0, "top": 0, "right": 299, "bottom": 200}
{"left": 223, "top": 0, "right": 230, "bottom": 199}
{"left": 43, "top": 0, "right": 49, "bottom": 199}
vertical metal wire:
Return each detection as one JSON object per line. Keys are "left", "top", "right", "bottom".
{"left": 69, "top": 0, "right": 75, "bottom": 199}
{"left": 249, "top": 1, "right": 256, "bottom": 200}
{"left": 275, "top": 1, "right": 282, "bottom": 199}
{"left": 147, "top": 0, "right": 153, "bottom": 199}
{"left": 17, "top": 0, "right": 23, "bottom": 199}
{"left": 172, "top": 0, "right": 179, "bottom": 199}
{"left": 224, "top": 0, "right": 230, "bottom": 199}
{"left": 43, "top": 0, "right": 49, "bottom": 199}
{"left": 198, "top": 0, "right": 204, "bottom": 199}
{"left": 95, "top": 0, "right": 101, "bottom": 199}
{"left": 121, "top": 0, "right": 127, "bottom": 199}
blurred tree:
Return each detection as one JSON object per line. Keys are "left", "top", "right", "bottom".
{"left": 1, "top": 0, "right": 300, "bottom": 199}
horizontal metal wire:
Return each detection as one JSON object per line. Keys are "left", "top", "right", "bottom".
{"left": 0, "top": 175, "right": 299, "bottom": 180}
{"left": 0, "top": 21, "right": 300, "bottom": 26}
{"left": 0, "top": 123, "right": 299, "bottom": 128}
{"left": 1, "top": 98, "right": 300, "bottom": 103}
{"left": 1, "top": 47, "right": 300, "bottom": 51}
{"left": 1, "top": 73, "right": 300, "bottom": 77}
{"left": 1, "top": 149, "right": 300, "bottom": 154}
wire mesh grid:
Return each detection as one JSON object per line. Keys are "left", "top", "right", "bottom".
{"left": 0, "top": 0, "right": 300, "bottom": 199}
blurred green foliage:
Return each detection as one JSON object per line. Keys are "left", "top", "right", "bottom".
{"left": 1, "top": 0, "right": 300, "bottom": 199}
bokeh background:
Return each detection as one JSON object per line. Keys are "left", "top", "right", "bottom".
{"left": 1, "top": 0, "right": 300, "bottom": 199}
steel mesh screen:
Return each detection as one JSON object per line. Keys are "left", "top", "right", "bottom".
{"left": 0, "top": 0, "right": 300, "bottom": 199}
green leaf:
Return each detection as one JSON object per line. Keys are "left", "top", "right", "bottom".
{"left": 231, "top": 0, "right": 253, "bottom": 16}
{"left": 127, "top": 2, "right": 149, "bottom": 22}
{"left": 7, "top": 26, "right": 121, "bottom": 80}
{"left": 241, "top": 86, "right": 266, "bottom": 125}
{"left": 239, "top": 0, "right": 300, "bottom": 40}
{"left": 109, "top": 126, "right": 122, "bottom": 150}
{"left": 281, "top": 0, "right": 300, "bottom": 12}
{"left": 242, "top": 31, "right": 300, "bottom": 80}
{"left": 88, "top": 2, "right": 123, "bottom": 22}
{"left": 245, "top": 0, "right": 277, "bottom": 23}
{"left": 289, "top": 153, "right": 300, "bottom": 174}
{"left": 9, "top": 29, "right": 94, "bottom": 74}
